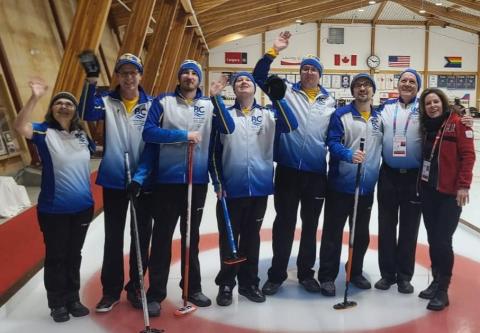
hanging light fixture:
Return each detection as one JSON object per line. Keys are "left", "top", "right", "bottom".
{"left": 369, "top": 0, "right": 376, "bottom": 4}
{"left": 419, "top": 0, "right": 426, "bottom": 13}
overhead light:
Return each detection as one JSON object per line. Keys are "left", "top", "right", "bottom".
{"left": 358, "top": 8, "right": 365, "bottom": 12}
{"left": 369, "top": 0, "right": 376, "bottom": 4}
{"left": 435, "top": 2, "right": 443, "bottom": 5}
{"left": 295, "top": 19, "right": 303, "bottom": 24}
{"left": 419, "top": 9, "right": 426, "bottom": 13}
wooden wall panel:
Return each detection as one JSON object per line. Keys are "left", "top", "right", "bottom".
{"left": 0, "top": 0, "right": 64, "bottom": 122}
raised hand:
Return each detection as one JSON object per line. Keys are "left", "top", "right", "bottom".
{"left": 210, "top": 75, "right": 229, "bottom": 96}
{"left": 29, "top": 77, "right": 48, "bottom": 99}
{"left": 273, "top": 31, "right": 291, "bottom": 52}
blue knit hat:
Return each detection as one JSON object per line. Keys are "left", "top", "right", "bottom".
{"left": 115, "top": 53, "right": 143, "bottom": 74}
{"left": 350, "top": 73, "right": 376, "bottom": 95}
{"left": 178, "top": 59, "right": 202, "bottom": 83}
{"left": 300, "top": 55, "right": 323, "bottom": 75}
{"left": 399, "top": 68, "right": 422, "bottom": 91}
{"left": 230, "top": 71, "right": 256, "bottom": 92}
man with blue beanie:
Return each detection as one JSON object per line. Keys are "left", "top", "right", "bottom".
{"left": 318, "top": 73, "right": 381, "bottom": 295}
{"left": 209, "top": 71, "right": 297, "bottom": 306}
{"left": 374, "top": 68, "right": 423, "bottom": 294}
{"left": 253, "top": 31, "right": 336, "bottom": 296}
{"left": 132, "top": 59, "right": 235, "bottom": 316}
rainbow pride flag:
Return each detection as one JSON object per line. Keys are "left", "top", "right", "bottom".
{"left": 444, "top": 56, "right": 462, "bottom": 68}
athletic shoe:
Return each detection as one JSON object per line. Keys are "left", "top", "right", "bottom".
{"left": 147, "top": 301, "right": 161, "bottom": 317}
{"left": 238, "top": 285, "right": 266, "bottom": 303}
{"left": 188, "top": 292, "right": 212, "bottom": 307}
{"left": 127, "top": 289, "right": 142, "bottom": 309}
{"left": 67, "top": 301, "right": 89, "bottom": 317}
{"left": 299, "top": 278, "right": 321, "bottom": 293}
{"left": 50, "top": 306, "right": 70, "bottom": 323}
{"left": 95, "top": 295, "right": 120, "bottom": 313}
{"left": 351, "top": 275, "right": 372, "bottom": 289}
{"left": 216, "top": 285, "right": 233, "bottom": 306}
{"left": 320, "top": 281, "right": 336, "bottom": 297}
{"left": 374, "top": 278, "right": 395, "bottom": 290}
{"left": 397, "top": 280, "right": 414, "bottom": 294}
{"left": 261, "top": 280, "right": 281, "bottom": 295}
{"left": 419, "top": 281, "right": 439, "bottom": 299}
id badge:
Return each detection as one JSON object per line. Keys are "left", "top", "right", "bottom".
{"left": 393, "top": 135, "right": 407, "bottom": 157}
{"left": 421, "top": 160, "right": 431, "bottom": 182}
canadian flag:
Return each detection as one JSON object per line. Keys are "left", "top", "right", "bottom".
{"left": 334, "top": 54, "right": 357, "bottom": 66}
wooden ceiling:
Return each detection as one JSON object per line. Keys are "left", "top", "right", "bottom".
{"left": 109, "top": 0, "right": 480, "bottom": 50}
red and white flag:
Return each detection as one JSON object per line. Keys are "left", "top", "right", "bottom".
{"left": 334, "top": 54, "right": 357, "bottom": 66}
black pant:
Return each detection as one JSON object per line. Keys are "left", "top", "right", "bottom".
{"left": 38, "top": 206, "right": 93, "bottom": 308}
{"left": 318, "top": 191, "right": 373, "bottom": 282}
{"left": 377, "top": 164, "right": 421, "bottom": 282}
{"left": 268, "top": 164, "right": 327, "bottom": 283}
{"left": 147, "top": 183, "right": 207, "bottom": 302}
{"left": 421, "top": 184, "right": 461, "bottom": 291}
{"left": 215, "top": 196, "right": 267, "bottom": 288}
{"left": 100, "top": 188, "right": 153, "bottom": 298}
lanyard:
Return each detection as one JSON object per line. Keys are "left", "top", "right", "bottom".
{"left": 427, "top": 120, "right": 447, "bottom": 162}
{"left": 393, "top": 102, "right": 416, "bottom": 136}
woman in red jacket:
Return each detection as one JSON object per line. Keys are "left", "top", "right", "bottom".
{"left": 418, "top": 88, "right": 475, "bottom": 311}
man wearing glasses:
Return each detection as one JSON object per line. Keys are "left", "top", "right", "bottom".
{"left": 79, "top": 53, "right": 154, "bottom": 312}
{"left": 253, "top": 32, "right": 336, "bottom": 296}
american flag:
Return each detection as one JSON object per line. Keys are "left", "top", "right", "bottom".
{"left": 388, "top": 55, "right": 410, "bottom": 67}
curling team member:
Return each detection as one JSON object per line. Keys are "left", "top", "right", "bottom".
{"left": 209, "top": 72, "right": 297, "bottom": 306}
{"left": 78, "top": 53, "right": 154, "bottom": 312}
{"left": 318, "top": 74, "right": 381, "bottom": 295}
{"left": 253, "top": 31, "right": 336, "bottom": 296}
{"left": 14, "top": 78, "right": 94, "bottom": 323}
{"left": 132, "top": 60, "right": 235, "bottom": 317}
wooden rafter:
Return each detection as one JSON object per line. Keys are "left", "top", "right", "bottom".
{"left": 396, "top": 0, "right": 480, "bottom": 31}
{"left": 447, "top": 0, "right": 480, "bottom": 12}
{"left": 191, "top": 0, "right": 232, "bottom": 14}
{"left": 373, "top": 0, "right": 388, "bottom": 24}
{"left": 206, "top": 0, "right": 369, "bottom": 46}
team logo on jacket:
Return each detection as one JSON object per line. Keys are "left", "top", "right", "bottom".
{"left": 74, "top": 132, "right": 89, "bottom": 147}
{"left": 250, "top": 115, "right": 263, "bottom": 134}
{"left": 193, "top": 105, "right": 206, "bottom": 128}
{"left": 131, "top": 105, "right": 148, "bottom": 128}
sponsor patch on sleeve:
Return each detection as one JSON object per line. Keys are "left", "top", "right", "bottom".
{"left": 465, "top": 130, "right": 474, "bottom": 139}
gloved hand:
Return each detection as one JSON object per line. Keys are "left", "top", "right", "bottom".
{"left": 78, "top": 50, "right": 100, "bottom": 78}
{"left": 127, "top": 181, "right": 142, "bottom": 199}
{"left": 264, "top": 75, "right": 286, "bottom": 100}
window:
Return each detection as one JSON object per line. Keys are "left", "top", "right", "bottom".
{"left": 327, "top": 27, "right": 344, "bottom": 44}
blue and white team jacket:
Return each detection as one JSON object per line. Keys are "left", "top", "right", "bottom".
{"left": 327, "top": 103, "right": 382, "bottom": 195}
{"left": 135, "top": 88, "right": 235, "bottom": 185}
{"left": 377, "top": 98, "right": 422, "bottom": 169}
{"left": 209, "top": 97, "right": 298, "bottom": 198}
{"left": 78, "top": 81, "right": 154, "bottom": 189}
{"left": 253, "top": 55, "right": 336, "bottom": 174}
{"left": 31, "top": 122, "right": 94, "bottom": 214}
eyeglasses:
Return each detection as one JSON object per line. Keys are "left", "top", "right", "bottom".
{"left": 53, "top": 101, "right": 75, "bottom": 109}
{"left": 118, "top": 70, "right": 140, "bottom": 78}
{"left": 353, "top": 82, "right": 373, "bottom": 89}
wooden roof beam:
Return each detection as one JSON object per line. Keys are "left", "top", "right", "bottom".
{"left": 142, "top": 0, "right": 180, "bottom": 94}
{"left": 180, "top": 0, "right": 209, "bottom": 51}
{"left": 396, "top": 0, "right": 480, "bottom": 29}
{"left": 373, "top": 0, "right": 388, "bottom": 24}
{"left": 205, "top": 0, "right": 365, "bottom": 43}
{"left": 447, "top": 0, "right": 480, "bottom": 12}
{"left": 167, "top": 27, "right": 195, "bottom": 91}
{"left": 192, "top": 0, "right": 232, "bottom": 14}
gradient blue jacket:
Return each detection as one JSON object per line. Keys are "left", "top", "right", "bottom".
{"left": 327, "top": 102, "right": 382, "bottom": 195}
{"left": 134, "top": 89, "right": 235, "bottom": 185}
{"left": 253, "top": 54, "right": 336, "bottom": 174}
{"left": 209, "top": 98, "right": 298, "bottom": 198}
{"left": 376, "top": 97, "right": 422, "bottom": 169}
